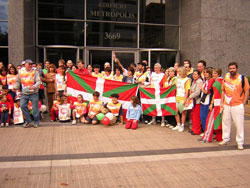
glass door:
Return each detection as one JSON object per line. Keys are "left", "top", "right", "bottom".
{"left": 45, "top": 48, "right": 78, "bottom": 66}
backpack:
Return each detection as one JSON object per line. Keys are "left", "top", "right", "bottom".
{"left": 240, "top": 75, "right": 245, "bottom": 97}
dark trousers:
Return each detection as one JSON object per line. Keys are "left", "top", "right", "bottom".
{"left": 1, "top": 111, "right": 9, "bottom": 123}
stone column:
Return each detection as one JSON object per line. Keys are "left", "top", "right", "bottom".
{"left": 8, "top": 0, "right": 25, "bottom": 66}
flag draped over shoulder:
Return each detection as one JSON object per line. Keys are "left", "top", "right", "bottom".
{"left": 139, "top": 85, "right": 177, "bottom": 116}
{"left": 66, "top": 71, "right": 138, "bottom": 111}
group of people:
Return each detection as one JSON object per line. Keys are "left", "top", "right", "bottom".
{"left": 0, "top": 57, "right": 248, "bottom": 150}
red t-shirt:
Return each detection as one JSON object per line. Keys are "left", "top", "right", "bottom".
{"left": 0, "top": 101, "right": 11, "bottom": 111}
{"left": 74, "top": 68, "right": 89, "bottom": 75}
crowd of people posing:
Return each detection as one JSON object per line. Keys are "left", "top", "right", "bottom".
{"left": 0, "top": 58, "right": 248, "bottom": 149}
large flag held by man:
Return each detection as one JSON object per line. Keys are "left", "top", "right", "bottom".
{"left": 66, "top": 70, "right": 138, "bottom": 111}
{"left": 139, "top": 85, "right": 177, "bottom": 116}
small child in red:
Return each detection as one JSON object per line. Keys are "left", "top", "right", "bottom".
{"left": 50, "top": 95, "right": 61, "bottom": 121}
{"left": 0, "top": 95, "right": 12, "bottom": 127}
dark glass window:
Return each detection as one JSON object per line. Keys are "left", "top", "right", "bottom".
{"left": 46, "top": 48, "right": 77, "bottom": 66}
{"left": 87, "top": 0, "right": 137, "bottom": 22}
{"left": 0, "top": 0, "right": 8, "bottom": 20}
{"left": 0, "top": 22, "right": 8, "bottom": 46}
{"left": 38, "top": 0, "right": 84, "bottom": 19}
{"left": 140, "top": 0, "right": 179, "bottom": 25}
{"left": 140, "top": 25, "right": 179, "bottom": 49}
{"left": 0, "top": 48, "right": 8, "bottom": 66}
{"left": 87, "top": 22, "right": 137, "bottom": 48}
{"left": 151, "top": 51, "right": 176, "bottom": 68}
{"left": 38, "top": 20, "right": 84, "bottom": 45}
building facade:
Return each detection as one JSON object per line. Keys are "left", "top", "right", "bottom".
{"left": 1, "top": 0, "right": 250, "bottom": 75}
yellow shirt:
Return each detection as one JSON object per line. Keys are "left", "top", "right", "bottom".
{"left": 92, "top": 72, "right": 102, "bottom": 78}
{"left": 176, "top": 77, "right": 191, "bottom": 102}
{"left": 113, "top": 74, "right": 123, "bottom": 82}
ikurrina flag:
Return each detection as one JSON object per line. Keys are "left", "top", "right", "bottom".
{"left": 139, "top": 85, "right": 177, "bottom": 116}
{"left": 66, "top": 70, "right": 138, "bottom": 111}
{"left": 213, "top": 77, "right": 223, "bottom": 130}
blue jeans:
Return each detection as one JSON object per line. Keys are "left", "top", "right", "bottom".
{"left": 200, "top": 104, "right": 209, "bottom": 132}
{"left": 20, "top": 93, "right": 39, "bottom": 124}
{"left": 1, "top": 111, "right": 9, "bottom": 123}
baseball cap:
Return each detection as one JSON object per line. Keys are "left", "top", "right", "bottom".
{"left": 25, "top": 59, "right": 33, "bottom": 64}
{"left": 21, "top": 61, "right": 26, "bottom": 65}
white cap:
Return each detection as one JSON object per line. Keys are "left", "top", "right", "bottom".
{"left": 21, "top": 61, "right": 25, "bottom": 65}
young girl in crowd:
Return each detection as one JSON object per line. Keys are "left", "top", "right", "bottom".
{"left": 71, "top": 94, "right": 88, "bottom": 125}
{"left": 102, "top": 67, "right": 113, "bottom": 80}
{"left": 58, "top": 95, "right": 71, "bottom": 122}
{"left": 50, "top": 95, "right": 61, "bottom": 122}
{"left": 0, "top": 68, "right": 7, "bottom": 87}
{"left": 200, "top": 67, "right": 214, "bottom": 135}
{"left": 13, "top": 97, "right": 24, "bottom": 125}
{"left": 92, "top": 64, "right": 102, "bottom": 78}
{"left": 125, "top": 96, "right": 141, "bottom": 130}
{"left": 122, "top": 67, "right": 135, "bottom": 84}
{"left": 55, "top": 65, "right": 67, "bottom": 96}
{"left": 86, "top": 91, "right": 103, "bottom": 125}
{"left": 0, "top": 95, "right": 12, "bottom": 127}
{"left": 172, "top": 67, "right": 191, "bottom": 132}
{"left": 113, "top": 67, "right": 123, "bottom": 82}
{"left": 7, "top": 66, "right": 18, "bottom": 100}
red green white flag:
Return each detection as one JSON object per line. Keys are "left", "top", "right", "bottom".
{"left": 139, "top": 85, "right": 177, "bottom": 116}
{"left": 66, "top": 70, "right": 138, "bottom": 110}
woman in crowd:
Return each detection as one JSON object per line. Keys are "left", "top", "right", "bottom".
{"left": 45, "top": 64, "right": 57, "bottom": 113}
{"left": 7, "top": 66, "right": 18, "bottom": 100}
{"left": 200, "top": 67, "right": 214, "bottom": 135}
{"left": 200, "top": 68, "right": 223, "bottom": 142}
{"left": 103, "top": 67, "right": 113, "bottom": 80}
{"left": 172, "top": 67, "right": 191, "bottom": 132}
{"left": 188, "top": 70, "right": 203, "bottom": 135}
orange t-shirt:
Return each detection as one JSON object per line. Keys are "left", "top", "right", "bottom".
{"left": 222, "top": 73, "right": 249, "bottom": 106}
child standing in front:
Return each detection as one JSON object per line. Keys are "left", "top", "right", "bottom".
{"left": 125, "top": 96, "right": 141, "bottom": 130}
{"left": 58, "top": 95, "right": 71, "bottom": 122}
{"left": 50, "top": 95, "right": 61, "bottom": 122}
{"left": 0, "top": 95, "right": 12, "bottom": 127}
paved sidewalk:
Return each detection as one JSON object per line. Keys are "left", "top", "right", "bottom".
{"left": 0, "top": 118, "right": 250, "bottom": 187}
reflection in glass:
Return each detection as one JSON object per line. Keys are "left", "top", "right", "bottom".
{"left": 89, "top": 50, "right": 112, "bottom": 70}
{"left": 140, "top": 0, "right": 179, "bottom": 24}
{"left": 38, "top": 0, "right": 84, "bottom": 19}
{"left": 87, "top": 0, "right": 137, "bottom": 22}
{"left": 0, "top": 22, "right": 8, "bottom": 46}
{"left": 38, "top": 20, "right": 84, "bottom": 45}
{"left": 87, "top": 22, "right": 137, "bottom": 48}
{"left": 46, "top": 48, "right": 77, "bottom": 66}
{"left": 0, "top": 0, "right": 8, "bottom": 20}
{"left": 151, "top": 51, "right": 176, "bottom": 68}
{"left": 140, "top": 25, "right": 178, "bottom": 49}
{"left": 0, "top": 48, "right": 8, "bottom": 66}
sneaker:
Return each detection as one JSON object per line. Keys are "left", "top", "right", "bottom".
{"left": 198, "top": 138, "right": 206, "bottom": 143}
{"left": 23, "top": 122, "right": 31, "bottom": 128}
{"left": 34, "top": 124, "right": 38, "bottom": 128}
{"left": 161, "top": 121, "right": 165, "bottom": 127}
{"left": 148, "top": 120, "right": 156, "bottom": 125}
{"left": 169, "top": 125, "right": 174, "bottom": 129}
{"left": 219, "top": 140, "right": 230, "bottom": 146}
{"left": 178, "top": 125, "right": 184, "bottom": 132}
{"left": 200, "top": 133, "right": 204, "bottom": 137}
{"left": 165, "top": 124, "right": 171, "bottom": 127}
{"left": 1, "top": 123, "right": 4, "bottom": 127}
{"left": 145, "top": 120, "right": 149, "bottom": 124}
{"left": 237, "top": 144, "right": 244, "bottom": 150}
{"left": 172, "top": 125, "right": 180, "bottom": 131}
{"left": 6, "top": 123, "right": 9, "bottom": 127}
{"left": 72, "top": 120, "right": 77, "bottom": 125}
